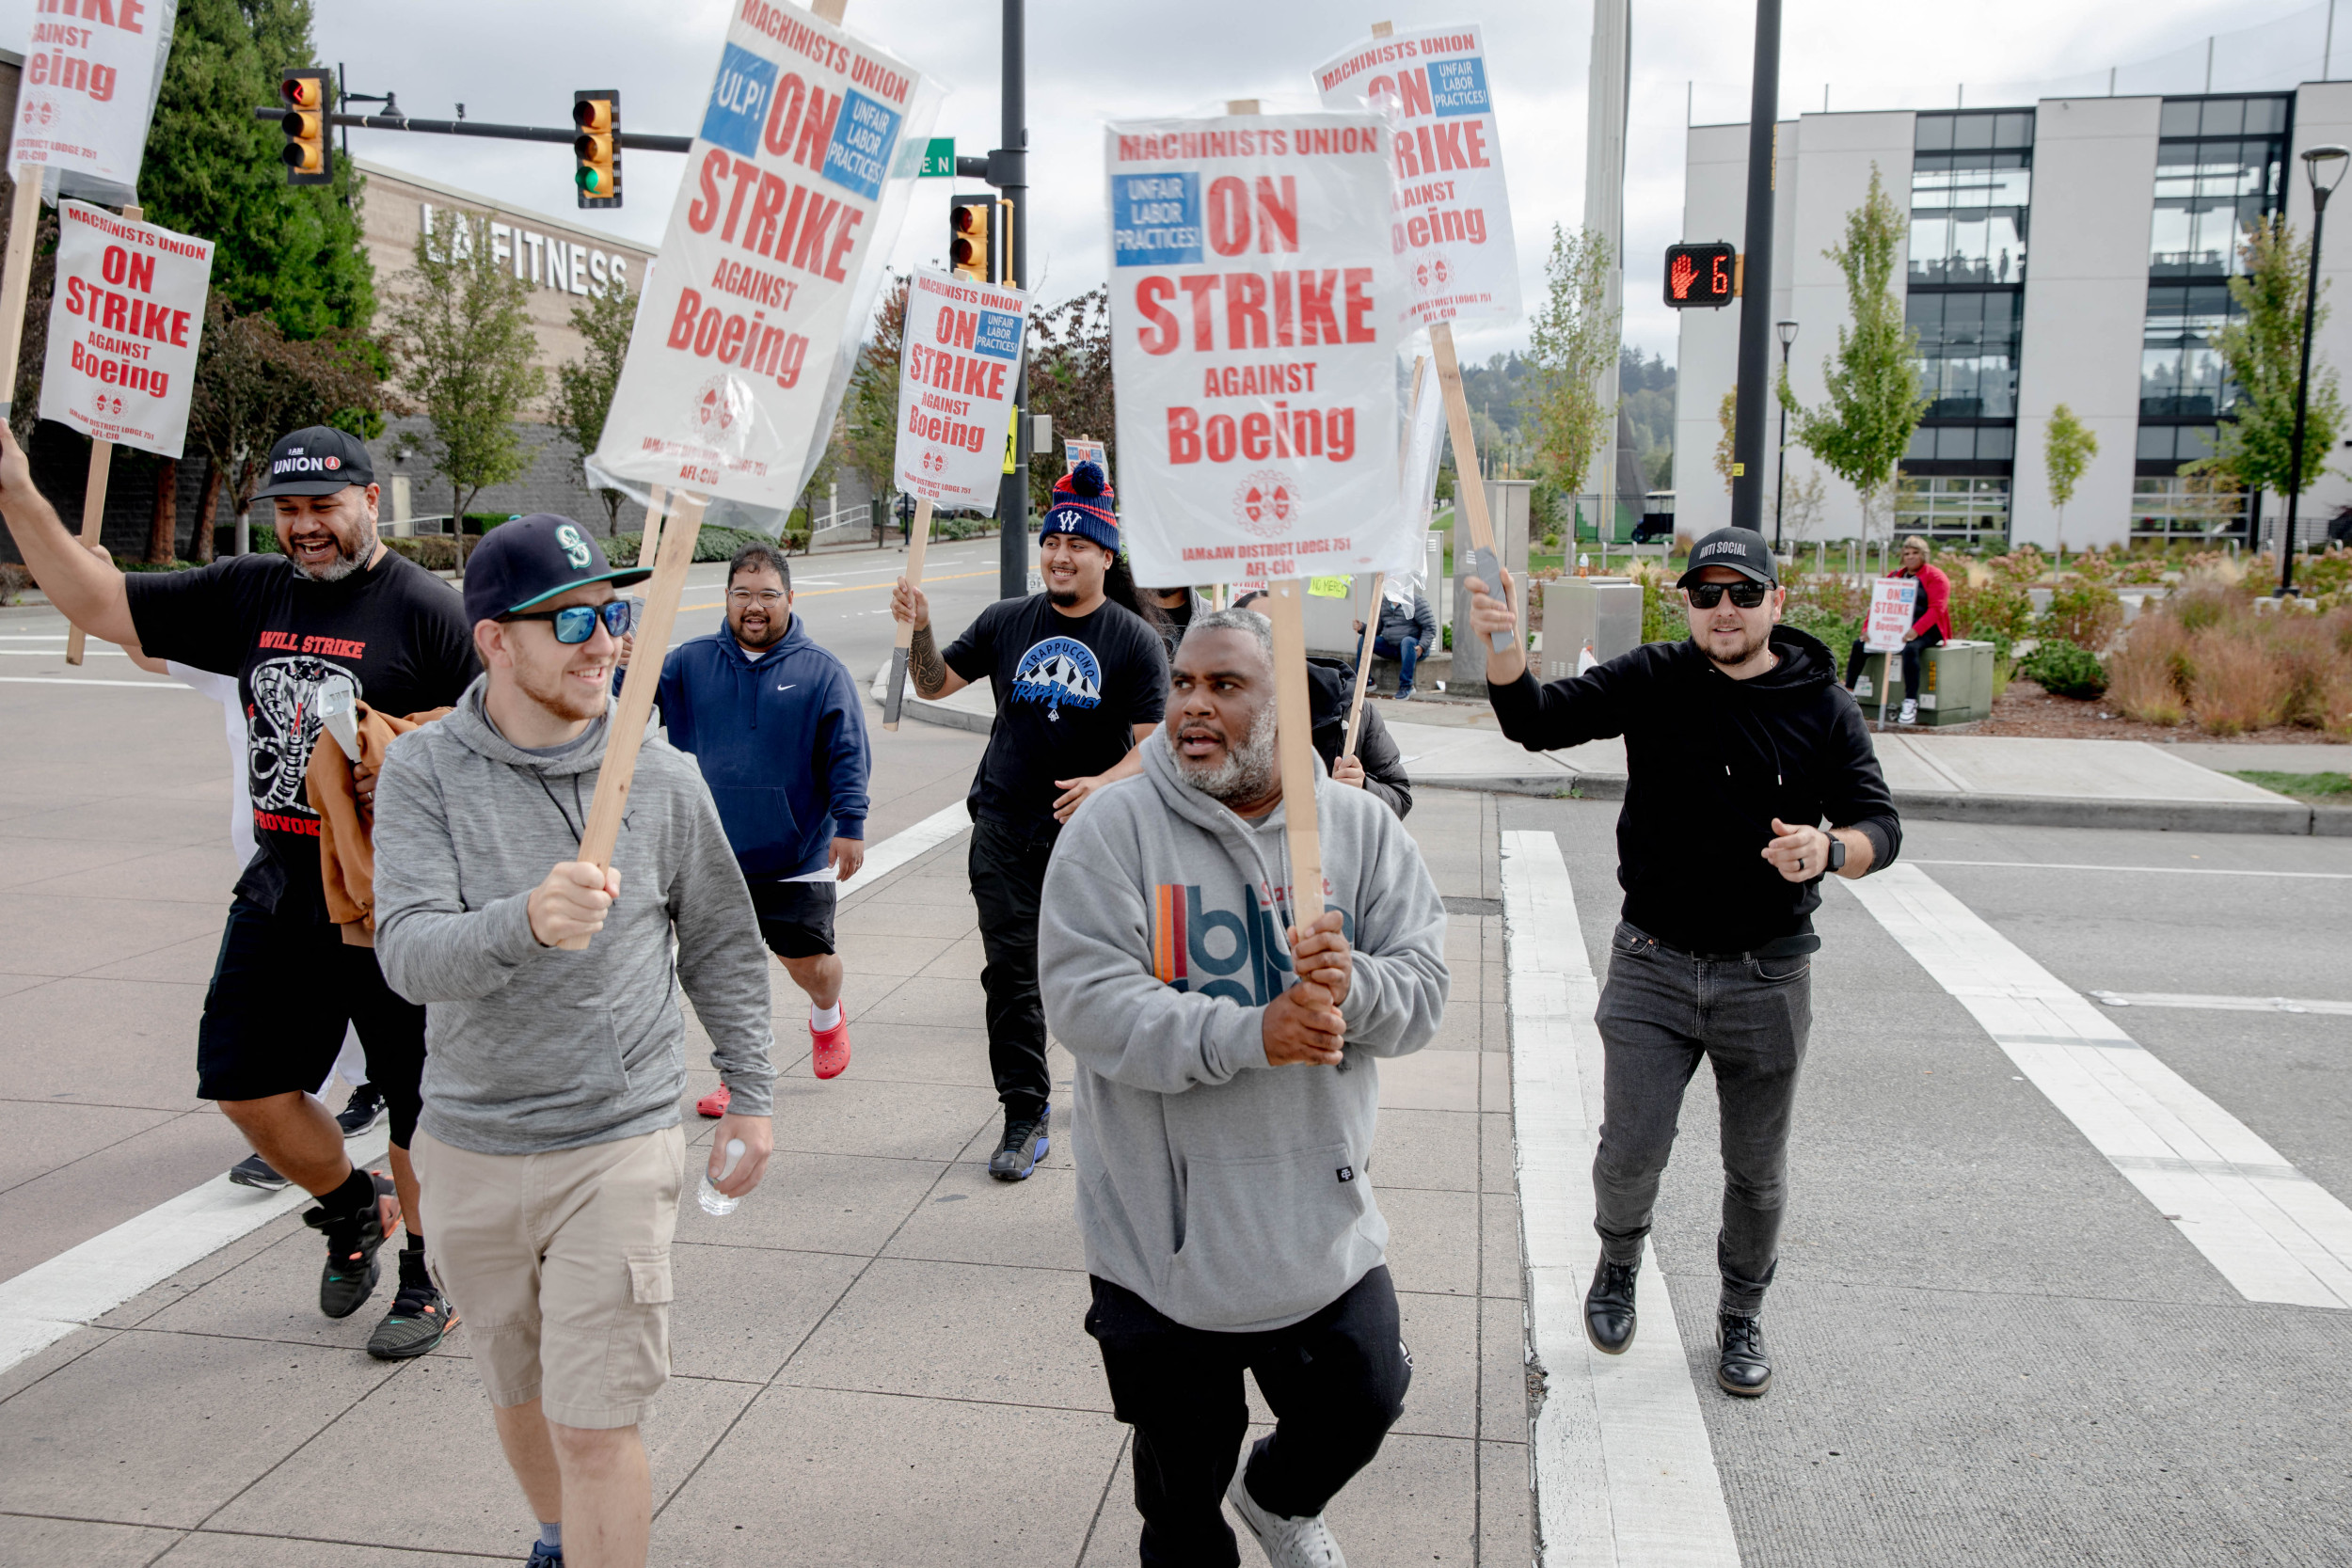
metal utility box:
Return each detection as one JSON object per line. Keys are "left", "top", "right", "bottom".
{"left": 1850, "top": 638, "right": 1995, "bottom": 726}
{"left": 1538, "top": 577, "right": 1642, "bottom": 683}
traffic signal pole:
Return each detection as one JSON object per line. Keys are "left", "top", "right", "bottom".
{"left": 1728, "top": 0, "right": 1781, "bottom": 535}
{"left": 994, "top": 0, "right": 1030, "bottom": 602}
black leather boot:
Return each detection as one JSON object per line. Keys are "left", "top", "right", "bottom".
{"left": 1717, "top": 1312, "right": 1771, "bottom": 1397}
{"left": 1584, "top": 1258, "right": 1638, "bottom": 1354}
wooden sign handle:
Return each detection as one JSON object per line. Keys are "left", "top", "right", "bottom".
{"left": 0, "top": 175, "right": 43, "bottom": 422}
{"left": 65, "top": 201, "right": 139, "bottom": 667}
{"left": 1263, "top": 579, "right": 1324, "bottom": 924}
{"left": 882, "top": 496, "right": 934, "bottom": 730}
{"left": 1342, "top": 571, "right": 1382, "bottom": 759}
{"left": 634, "top": 483, "right": 670, "bottom": 568}
{"left": 1430, "top": 322, "right": 1515, "bottom": 657}
{"left": 558, "top": 492, "right": 705, "bottom": 950}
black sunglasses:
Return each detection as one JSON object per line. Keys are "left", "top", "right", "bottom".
{"left": 501, "top": 599, "right": 639, "bottom": 643}
{"left": 1684, "top": 580, "right": 1772, "bottom": 610}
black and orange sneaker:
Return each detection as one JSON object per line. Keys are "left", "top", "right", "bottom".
{"left": 305, "top": 1171, "right": 394, "bottom": 1320}
{"left": 368, "top": 1249, "right": 457, "bottom": 1360}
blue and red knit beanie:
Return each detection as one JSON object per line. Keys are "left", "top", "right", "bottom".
{"left": 1039, "top": 461, "right": 1118, "bottom": 553}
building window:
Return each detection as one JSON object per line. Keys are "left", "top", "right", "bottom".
{"left": 1910, "top": 111, "right": 2032, "bottom": 286}
{"left": 2149, "top": 96, "right": 2287, "bottom": 277}
{"left": 1909, "top": 290, "right": 2022, "bottom": 418}
{"left": 1896, "top": 475, "right": 2011, "bottom": 544}
{"left": 2140, "top": 283, "right": 2240, "bottom": 417}
{"left": 2136, "top": 423, "right": 2218, "bottom": 464}
{"left": 1905, "top": 424, "right": 2016, "bottom": 463}
{"left": 2130, "top": 475, "right": 2250, "bottom": 542}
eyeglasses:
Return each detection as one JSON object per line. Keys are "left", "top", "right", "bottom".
{"left": 726, "top": 587, "right": 787, "bottom": 606}
{"left": 1684, "top": 581, "right": 1771, "bottom": 610}
{"left": 501, "top": 599, "right": 639, "bottom": 643}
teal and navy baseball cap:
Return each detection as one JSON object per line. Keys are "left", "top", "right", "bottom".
{"left": 463, "top": 515, "right": 651, "bottom": 626}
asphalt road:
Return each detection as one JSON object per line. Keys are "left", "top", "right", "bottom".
{"left": 1502, "top": 798, "right": 2352, "bottom": 1567}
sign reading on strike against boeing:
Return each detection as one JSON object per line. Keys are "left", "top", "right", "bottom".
{"left": 1105, "top": 115, "right": 1406, "bottom": 587}
{"left": 1312, "top": 24, "right": 1519, "bottom": 327}
{"left": 13, "top": 0, "right": 173, "bottom": 198}
{"left": 39, "top": 202, "right": 212, "bottom": 459}
{"left": 893, "top": 266, "right": 1027, "bottom": 508}
{"left": 590, "top": 1, "right": 939, "bottom": 515}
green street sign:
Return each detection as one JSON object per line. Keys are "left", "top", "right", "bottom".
{"left": 921, "top": 137, "right": 955, "bottom": 178}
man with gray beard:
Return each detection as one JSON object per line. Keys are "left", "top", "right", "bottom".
{"left": 0, "top": 423, "right": 478, "bottom": 1355}
{"left": 1039, "top": 610, "right": 1449, "bottom": 1568}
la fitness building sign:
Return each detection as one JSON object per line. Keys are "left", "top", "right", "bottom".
{"left": 418, "top": 200, "right": 637, "bottom": 299}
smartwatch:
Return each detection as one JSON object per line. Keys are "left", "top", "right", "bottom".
{"left": 1824, "top": 835, "right": 1848, "bottom": 875}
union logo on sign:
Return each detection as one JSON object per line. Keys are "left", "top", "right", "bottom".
{"left": 1232, "top": 469, "right": 1295, "bottom": 540}
{"left": 692, "top": 376, "right": 739, "bottom": 436}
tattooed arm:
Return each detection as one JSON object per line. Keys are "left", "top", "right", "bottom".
{"left": 893, "top": 578, "right": 971, "bottom": 700}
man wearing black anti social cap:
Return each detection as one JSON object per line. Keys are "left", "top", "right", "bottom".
{"left": 0, "top": 421, "right": 482, "bottom": 1359}
{"left": 1464, "top": 526, "right": 1900, "bottom": 1398}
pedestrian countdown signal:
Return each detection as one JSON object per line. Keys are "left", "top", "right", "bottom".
{"left": 279, "top": 70, "right": 333, "bottom": 186}
{"left": 574, "top": 91, "right": 621, "bottom": 210}
{"left": 1664, "top": 243, "right": 1737, "bottom": 309}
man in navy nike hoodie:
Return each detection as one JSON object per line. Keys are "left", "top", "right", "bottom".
{"left": 636, "top": 541, "right": 869, "bottom": 1093}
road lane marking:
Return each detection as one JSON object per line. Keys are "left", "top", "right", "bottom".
{"left": 1846, "top": 864, "right": 2352, "bottom": 1311}
{"left": 1909, "top": 858, "right": 2352, "bottom": 880}
{"left": 0, "top": 804, "right": 977, "bottom": 1377}
{"left": 2090, "top": 990, "right": 2352, "bottom": 1017}
{"left": 1500, "top": 830, "right": 1740, "bottom": 1568}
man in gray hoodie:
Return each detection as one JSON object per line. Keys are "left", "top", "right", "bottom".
{"left": 1040, "top": 609, "right": 1449, "bottom": 1568}
{"left": 373, "top": 516, "right": 777, "bottom": 1568}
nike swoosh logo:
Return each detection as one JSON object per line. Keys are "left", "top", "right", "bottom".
{"left": 776, "top": 684, "right": 797, "bottom": 691}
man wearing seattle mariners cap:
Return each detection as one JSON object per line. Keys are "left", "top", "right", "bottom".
{"left": 0, "top": 420, "right": 482, "bottom": 1358}
{"left": 373, "top": 515, "right": 776, "bottom": 1567}
{"left": 1465, "top": 525, "right": 1901, "bottom": 1399}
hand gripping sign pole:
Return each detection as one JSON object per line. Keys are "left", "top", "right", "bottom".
{"left": 882, "top": 496, "right": 933, "bottom": 729}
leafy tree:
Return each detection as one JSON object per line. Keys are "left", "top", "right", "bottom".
{"left": 2191, "top": 215, "right": 2344, "bottom": 527}
{"left": 1520, "top": 225, "right": 1618, "bottom": 496}
{"left": 2043, "top": 402, "right": 2099, "bottom": 559}
{"left": 1713, "top": 388, "right": 1738, "bottom": 496}
{"left": 838, "top": 272, "right": 910, "bottom": 504}
{"left": 382, "top": 217, "right": 544, "bottom": 521}
{"left": 551, "top": 281, "right": 636, "bottom": 531}
{"left": 1779, "top": 166, "right": 1928, "bottom": 546}
{"left": 139, "top": 0, "right": 373, "bottom": 338}
{"left": 1025, "top": 286, "right": 1114, "bottom": 512}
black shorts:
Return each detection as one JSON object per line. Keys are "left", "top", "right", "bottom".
{"left": 195, "top": 897, "right": 426, "bottom": 1147}
{"left": 748, "top": 879, "right": 837, "bottom": 959}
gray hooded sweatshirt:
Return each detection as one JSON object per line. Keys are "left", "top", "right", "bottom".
{"left": 1039, "top": 730, "right": 1449, "bottom": 1332}
{"left": 373, "top": 676, "right": 775, "bottom": 1156}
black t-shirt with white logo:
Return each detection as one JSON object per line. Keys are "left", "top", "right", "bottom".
{"left": 943, "top": 594, "right": 1168, "bottom": 836}
{"left": 127, "top": 550, "right": 480, "bottom": 923}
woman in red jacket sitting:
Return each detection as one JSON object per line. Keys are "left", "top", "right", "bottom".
{"left": 1842, "top": 534, "right": 1952, "bottom": 725}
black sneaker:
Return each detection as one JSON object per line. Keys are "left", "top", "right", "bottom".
{"left": 305, "top": 1171, "right": 394, "bottom": 1320}
{"left": 987, "top": 1103, "right": 1050, "bottom": 1181}
{"left": 368, "top": 1248, "right": 457, "bottom": 1360}
{"left": 336, "top": 1083, "right": 386, "bottom": 1138}
{"left": 1717, "top": 1312, "right": 1772, "bottom": 1398}
{"left": 227, "top": 1152, "right": 289, "bottom": 1192}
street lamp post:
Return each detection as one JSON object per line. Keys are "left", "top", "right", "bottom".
{"left": 2280, "top": 143, "right": 2349, "bottom": 597}
{"left": 1773, "top": 320, "right": 1798, "bottom": 554}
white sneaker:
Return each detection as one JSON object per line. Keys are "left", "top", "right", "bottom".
{"left": 1898, "top": 698, "right": 1918, "bottom": 725}
{"left": 1227, "top": 1465, "right": 1346, "bottom": 1568}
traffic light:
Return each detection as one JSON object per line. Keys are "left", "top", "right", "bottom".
{"left": 278, "top": 69, "right": 332, "bottom": 186}
{"left": 949, "top": 195, "right": 1011, "bottom": 284}
{"left": 1663, "top": 242, "right": 1738, "bottom": 309}
{"left": 574, "top": 90, "right": 621, "bottom": 210}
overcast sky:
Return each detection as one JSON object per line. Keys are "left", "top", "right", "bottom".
{"left": 23, "top": 0, "right": 2336, "bottom": 366}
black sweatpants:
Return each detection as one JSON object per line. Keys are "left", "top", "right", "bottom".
{"left": 967, "top": 815, "right": 1055, "bottom": 1117}
{"left": 1086, "top": 1267, "right": 1411, "bottom": 1568}
{"left": 1844, "top": 625, "right": 1943, "bottom": 702}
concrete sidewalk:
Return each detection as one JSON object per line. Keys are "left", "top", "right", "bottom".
{"left": 885, "top": 675, "right": 2350, "bottom": 835}
{"left": 0, "top": 780, "right": 1530, "bottom": 1566}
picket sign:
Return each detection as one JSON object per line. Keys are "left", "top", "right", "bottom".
{"left": 63, "top": 202, "right": 141, "bottom": 666}
{"left": 881, "top": 495, "right": 933, "bottom": 729}
{"left": 559, "top": 489, "right": 707, "bottom": 949}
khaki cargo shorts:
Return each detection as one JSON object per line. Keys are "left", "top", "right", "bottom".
{"left": 411, "top": 1124, "right": 685, "bottom": 1430}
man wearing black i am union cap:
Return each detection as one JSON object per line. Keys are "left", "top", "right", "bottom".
{"left": 0, "top": 422, "right": 480, "bottom": 1360}
{"left": 1466, "top": 527, "right": 1900, "bottom": 1398}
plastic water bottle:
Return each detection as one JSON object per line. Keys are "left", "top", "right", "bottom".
{"left": 698, "top": 1138, "right": 746, "bottom": 1217}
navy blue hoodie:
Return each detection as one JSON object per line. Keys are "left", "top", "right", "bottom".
{"left": 652, "top": 613, "right": 870, "bottom": 879}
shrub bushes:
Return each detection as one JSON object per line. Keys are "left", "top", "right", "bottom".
{"left": 1778, "top": 569, "right": 1867, "bottom": 653}
{"left": 2104, "top": 578, "right": 2352, "bottom": 736}
{"left": 2018, "top": 639, "right": 2108, "bottom": 699}
{"left": 2038, "top": 578, "right": 2124, "bottom": 652}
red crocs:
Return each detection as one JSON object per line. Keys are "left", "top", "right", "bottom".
{"left": 695, "top": 1085, "right": 731, "bottom": 1118}
{"left": 812, "top": 1008, "right": 851, "bottom": 1080}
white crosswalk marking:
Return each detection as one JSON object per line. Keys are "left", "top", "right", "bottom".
{"left": 1847, "top": 863, "right": 2352, "bottom": 1311}
{"left": 2089, "top": 990, "right": 2352, "bottom": 1017}
{"left": 1501, "top": 830, "right": 1740, "bottom": 1568}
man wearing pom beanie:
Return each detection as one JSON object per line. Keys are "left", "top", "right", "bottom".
{"left": 892, "top": 464, "right": 1170, "bottom": 1180}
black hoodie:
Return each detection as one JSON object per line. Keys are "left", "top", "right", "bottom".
{"left": 1488, "top": 626, "right": 1899, "bottom": 955}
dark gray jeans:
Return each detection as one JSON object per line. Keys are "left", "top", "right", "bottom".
{"left": 1592, "top": 921, "right": 1814, "bottom": 1315}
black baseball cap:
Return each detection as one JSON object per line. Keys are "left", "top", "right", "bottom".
{"left": 1677, "top": 527, "right": 1778, "bottom": 588}
{"left": 463, "top": 515, "right": 652, "bottom": 626}
{"left": 251, "top": 426, "right": 374, "bottom": 499}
